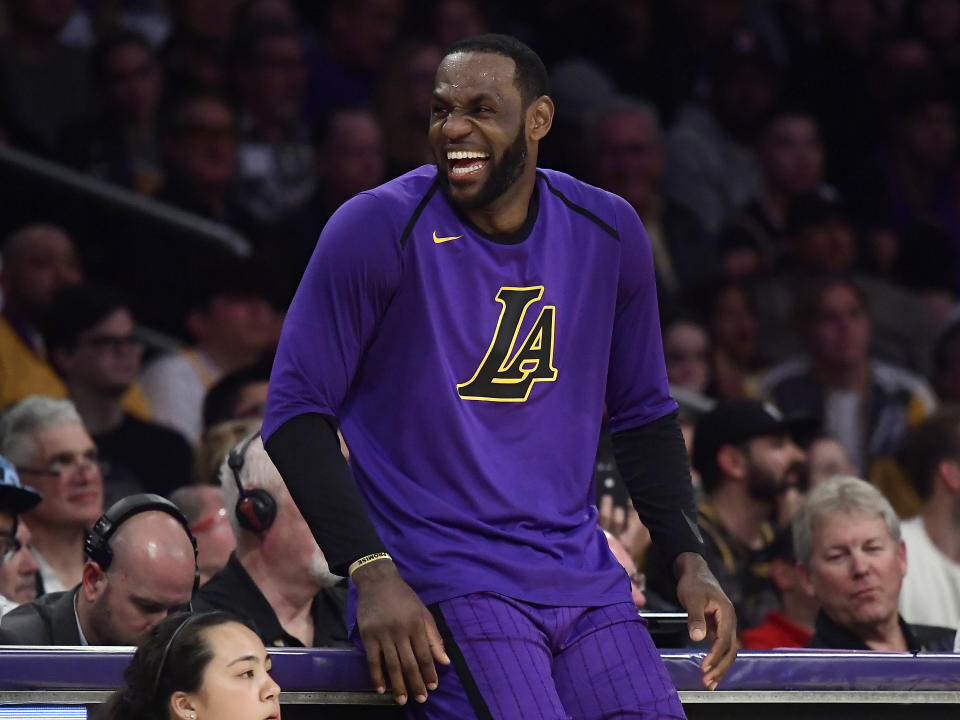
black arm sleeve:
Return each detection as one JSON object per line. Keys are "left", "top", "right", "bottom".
{"left": 611, "top": 409, "right": 704, "bottom": 567}
{"left": 264, "top": 413, "right": 387, "bottom": 576}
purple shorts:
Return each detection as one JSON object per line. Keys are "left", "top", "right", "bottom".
{"left": 404, "top": 593, "right": 686, "bottom": 720}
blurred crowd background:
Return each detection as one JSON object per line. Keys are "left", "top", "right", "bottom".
{"left": 2, "top": 0, "right": 960, "bottom": 654}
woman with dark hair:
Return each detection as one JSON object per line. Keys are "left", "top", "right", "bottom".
{"left": 100, "top": 611, "right": 281, "bottom": 720}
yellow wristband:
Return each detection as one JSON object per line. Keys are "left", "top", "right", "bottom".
{"left": 348, "top": 552, "right": 392, "bottom": 578}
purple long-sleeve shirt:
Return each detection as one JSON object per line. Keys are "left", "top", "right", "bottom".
{"left": 265, "top": 165, "right": 675, "bottom": 607}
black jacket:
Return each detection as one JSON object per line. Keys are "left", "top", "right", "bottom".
{"left": 808, "top": 610, "right": 957, "bottom": 652}
{"left": 194, "top": 553, "right": 349, "bottom": 648}
{"left": 0, "top": 587, "right": 82, "bottom": 645}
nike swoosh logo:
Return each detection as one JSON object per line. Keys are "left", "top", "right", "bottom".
{"left": 433, "top": 230, "right": 462, "bottom": 244}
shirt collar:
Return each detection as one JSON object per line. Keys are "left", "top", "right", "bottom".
{"left": 72, "top": 589, "right": 88, "bottom": 646}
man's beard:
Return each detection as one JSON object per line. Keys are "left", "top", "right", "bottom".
{"left": 746, "top": 460, "right": 806, "bottom": 503}
{"left": 438, "top": 122, "right": 528, "bottom": 211}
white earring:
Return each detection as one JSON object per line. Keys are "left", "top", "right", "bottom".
{"left": 187, "top": 714, "right": 196, "bottom": 720}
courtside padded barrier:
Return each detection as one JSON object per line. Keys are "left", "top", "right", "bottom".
{"left": 1, "top": 647, "right": 960, "bottom": 692}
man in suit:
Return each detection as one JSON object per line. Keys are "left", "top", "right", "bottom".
{"left": 0, "top": 494, "right": 197, "bottom": 645}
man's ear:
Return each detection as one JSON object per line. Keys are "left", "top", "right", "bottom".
{"left": 939, "top": 459, "right": 960, "bottom": 494}
{"left": 795, "top": 562, "right": 817, "bottom": 599}
{"left": 80, "top": 561, "right": 107, "bottom": 602}
{"left": 716, "top": 444, "right": 747, "bottom": 482}
{"left": 527, "top": 95, "right": 554, "bottom": 142}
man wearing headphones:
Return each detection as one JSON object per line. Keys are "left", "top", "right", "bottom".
{"left": 193, "top": 434, "right": 348, "bottom": 647}
{"left": 0, "top": 494, "right": 198, "bottom": 645}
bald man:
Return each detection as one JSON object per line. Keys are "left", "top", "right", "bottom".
{"left": 0, "top": 501, "right": 197, "bottom": 645}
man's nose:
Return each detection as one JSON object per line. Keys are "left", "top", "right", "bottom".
{"left": 442, "top": 112, "right": 472, "bottom": 140}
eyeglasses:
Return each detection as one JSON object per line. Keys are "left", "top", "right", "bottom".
{"left": 18, "top": 457, "right": 109, "bottom": 479}
{"left": 0, "top": 533, "right": 22, "bottom": 566}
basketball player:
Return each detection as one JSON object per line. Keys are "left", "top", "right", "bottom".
{"left": 264, "top": 34, "right": 736, "bottom": 719}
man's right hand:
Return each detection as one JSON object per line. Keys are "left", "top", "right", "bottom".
{"left": 353, "top": 559, "right": 451, "bottom": 705}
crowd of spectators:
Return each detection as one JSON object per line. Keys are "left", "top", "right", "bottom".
{"left": 0, "top": 0, "right": 959, "bottom": 663}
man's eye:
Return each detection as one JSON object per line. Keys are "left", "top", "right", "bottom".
{"left": 431, "top": 106, "right": 448, "bottom": 117}
{"left": 240, "top": 670, "right": 255, "bottom": 679}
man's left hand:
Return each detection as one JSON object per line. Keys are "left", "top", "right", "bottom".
{"left": 673, "top": 552, "right": 737, "bottom": 690}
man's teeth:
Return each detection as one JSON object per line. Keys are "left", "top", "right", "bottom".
{"left": 447, "top": 151, "right": 489, "bottom": 160}
{"left": 452, "top": 161, "right": 486, "bottom": 175}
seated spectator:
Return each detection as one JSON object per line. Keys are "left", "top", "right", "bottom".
{"left": 303, "top": 0, "right": 404, "bottom": 123}
{"left": 896, "top": 409, "right": 960, "bottom": 629}
{"left": 101, "top": 611, "right": 281, "bottom": 720}
{"left": 169, "top": 485, "right": 236, "bottom": 585}
{"left": 378, "top": 41, "right": 442, "bottom": 178}
{"left": 588, "top": 98, "right": 713, "bottom": 303}
{"left": 162, "top": 0, "right": 238, "bottom": 96}
{"left": 155, "top": 91, "right": 245, "bottom": 226}
{"left": 647, "top": 401, "right": 806, "bottom": 630}
{"left": 753, "top": 194, "right": 937, "bottom": 375}
{"left": 794, "top": 475, "right": 958, "bottom": 651}
{"left": 718, "top": 105, "right": 826, "bottom": 276}
{"left": 704, "top": 280, "right": 763, "bottom": 400}
{"left": 0, "top": 493, "right": 198, "bottom": 645}
{"left": 45, "top": 285, "right": 194, "bottom": 503}
{"left": 806, "top": 435, "right": 856, "bottom": 487}
{"left": 59, "top": 29, "right": 165, "bottom": 196}
{"left": 662, "top": 315, "right": 711, "bottom": 396}
{"left": 739, "top": 528, "right": 817, "bottom": 649}
{"left": 0, "top": 455, "right": 41, "bottom": 617}
{"left": 0, "top": 223, "right": 151, "bottom": 416}
{"left": 202, "top": 360, "right": 272, "bottom": 432}
{"left": 0, "top": 224, "right": 83, "bottom": 411}
{"left": 663, "top": 29, "right": 779, "bottom": 234}
{"left": 762, "top": 276, "right": 936, "bottom": 476}
{"left": 194, "top": 434, "right": 348, "bottom": 647}
{"left": 0, "top": 0, "right": 97, "bottom": 156}
{"left": 0, "top": 396, "right": 103, "bottom": 593}
{"left": 195, "top": 418, "right": 262, "bottom": 486}
{"left": 140, "top": 261, "right": 278, "bottom": 444}
{"left": 262, "top": 105, "right": 387, "bottom": 306}
{"left": 231, "top": 22, "right": 314, "bottom": 226}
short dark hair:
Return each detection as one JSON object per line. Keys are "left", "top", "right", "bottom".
{"left": 898, "top": 407, "right": 960, "bottom": 501}
{"left": 793, "top": 275, "right": 870, "bottom": 340}
{"left": 101, "top": 611, "right": 242, "bottom": 720}
{"left": 43, "top": 285, "right": 132, "bottom": 354}
{"left": 443, "top": 33, "right": 548, "bottom": 107}
{"left": 92, "top": 28, "right": 154, "bottom": 81}
{"left": 202, "top": 358, "right": 273, "bottom": 431}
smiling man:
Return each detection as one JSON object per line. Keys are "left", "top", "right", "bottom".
{"left": 793, "top": 475, "right": 958, "bottom": 651}
{"left": 264, "top": 34, "right": 735, "bottom": 719}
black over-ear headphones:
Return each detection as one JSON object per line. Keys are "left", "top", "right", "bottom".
{"left": 84, "top": 493, "right": 201, "bottom": 594}
{"left": 227, "top": 432, "right": 277, "bottom": 533}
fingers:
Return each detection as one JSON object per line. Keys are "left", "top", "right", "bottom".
{"left": 397, "top": 637, "right": 429, "bottom": 704}
{"left": 410, "top": 624, "right": 440, "bottom": 693}
{"left": 424, "top": 613, "right": 451, "bottom": 666}
{"left": 364, "top": 638, "right": 386, "bottom": 696}
{"left": 380, "top": 641, "right": 408, "bottom": 705}
{"left": 700, "top": 599, "right": 738, "bottom": 690}
{"left": 686, "top": 596, "right": 707, "bottom": 643}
